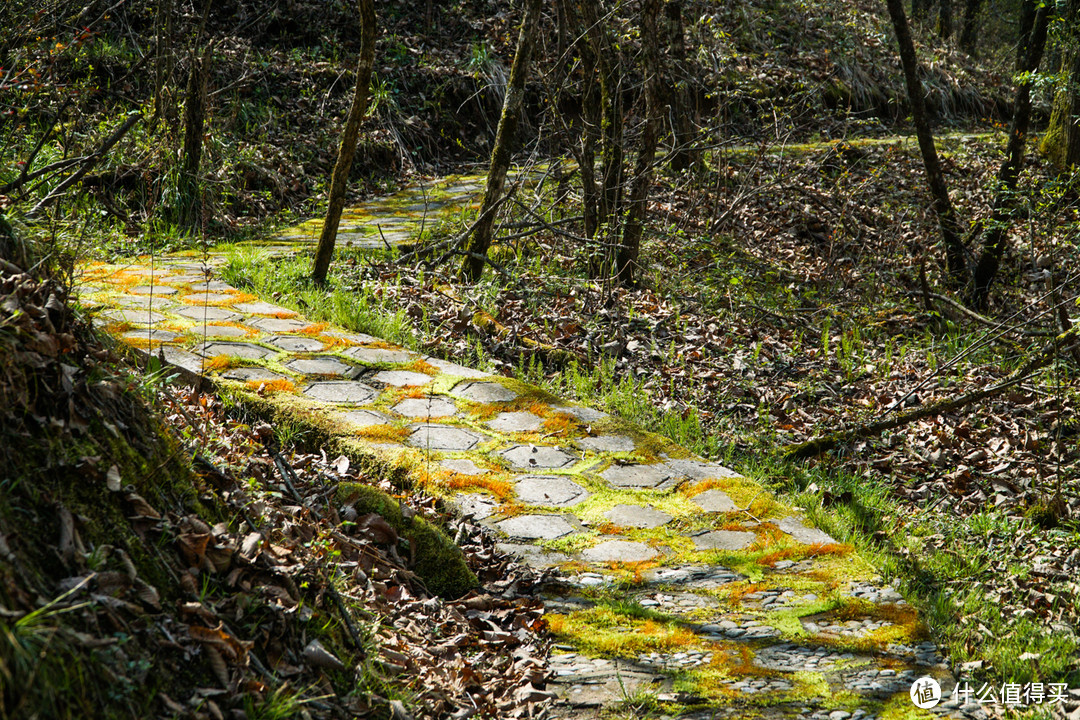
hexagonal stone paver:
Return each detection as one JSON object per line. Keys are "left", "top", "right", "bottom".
{"left": 496, "top": 515, "right": 576, "bottom": 540}
{"left": 121, "top": 329, "right": 179, "bottom": 343}
{"left": 159, "top": 347, "right": 204, "bottom": 376}
{"left": 268, "top": 336, "right": 325, "bottom": 352}
{"left": 181, "top": 292, "right": 236, "bottom": 304}
{"left": 223, "top": 367, "right": 288, "bottom": 383}
{"left": 251, "top": 317, "right": 310, "bottom": 333}
{"left": 406, "top": 424, "right": 483, "bottom": 451}
{"left": 173, "top": 306, "right": 240, "bottom": 322}
{"left": 776, "top": 517, "right": 838, "bottom": 546}
{"left": 197, "top": 341, "right": 273, "bottom": 360}
{"left": 117, "top": 295, "right": 172, "bottom": 309}
{"left": 322, "top": 329, "right": 380, "bottom": 344}
{"left": 283, "top": 356, "right": 356, "bottom": 378}
{"left": 372, "top": 370, "right": 432, "bottom": 387}
{"left": 692, "top": 530, "right": 756, "bottom": 551}
{"left": 665, "top": 458, "right": 741, "bottom": 481}
{"left": 579, "top": 435, "right": 636, "bottom": 453}
{"left": 198, "top": 324, "right": 255, "bottom": 338}
{"left": 495, "top": 542, "right": 570, "bottom": 569}
{"left": 451, "top": 381, "right": 518, "bottom": 403}
{"left": 554, "top": 405, "right": 608, "bottom": 423}
{"left": 604, "top": 504, "right": 671, "bottom": 529}
{"left": 188, "top": 280, "right": 232, "bottom": 291}
{"left": 338, "top": 410, "right": 391, "bottom": 428}
{"left": 303, "top": 381, "right": 377, "bottom": 404}
{"left": 487, "top": 411, "right": 544, "bottom": 432}
{"left": 441, "top": 458, "right": 485, "bottom": 475}
{"left": 581, "top": 540, "right": 661, "bottom": 563}
{"left": 422, "top": 356, "right": 490, "bottom": 378}
{"left": 502, "top": 444, "right": 576, "bottom": 470}
{"left": 104, "top": 308, "right": 169, "bottom": 325}
{"left": 515, "top": 475, "right": 588, "bottom": 507}
{"left": 600, "top": 463, "right": 678, "bottom": 490}
{"left": 129, "top": 285, "right": 177, "bottom": 295}
{"left": 392, "top": 397, "right": 458, "bottom": 418}
{"left": 232, "top": 301, "right": 296, "bottom": 316}
{"left": 691, "top": 489, "right": 740, "bottom": 512}
{"left": 456, "top": 494, "right": 499, "bottom": 520}
{"left": 345, "top": 346, "right": 415, "bottom": 364}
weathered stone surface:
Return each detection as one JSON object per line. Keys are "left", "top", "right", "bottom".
{"left": 104, "top": 308, "right": 168, "bottom": 325}
{"left": 554, "top": 405, "right": 608, "bottom": 423}
{"left": 303, "top": 381, "right": 377, "bottom": 404}
{"left": 129, "top": 285, "right": 177, "bottom": 295}
{"left": 496, "top": 515, "right": 576, "bottom": 540}
{"left": 691, "top": 489, "right": 739, "bottom": 513}
{"left": 456, "top": 494, "right": 499, "bottom": 520}
{"left": 182, "top": 292, "right": 235, "bottom": 304}
{"left": 579, "top": 435, "right": 636, "bottom": 453}
{"left": 338, "top": 410, "right": 391, "bottom": 428}
{"left": 322, "top": 329, "right": 380, "bottom": 344}
{"left": 172, "top": 306, "right": 240, "bottom": 322}
{"left": 422, "top": 356, "right": 490, "bottom": 378}
{"left": 392, "top": 397, "right": 458, "bottom": 418}
{"left": 198, "top": 324, "right": 254, "bottom": 338}
{"left": 515, "top": 475, "right": 588, "bottom": 507}
{"left": 159, "top": 347, "right": 205, "bottom": 376}
{"left": 345, "top": 346, "right": 415, "bottom": 364}
{"left": 223, "top": 367, "right": 287, "bottom": 383}
{"left": 197, "top": 341, "right": 272, "bottom": 360}
{"left": 283, "top": 356, "right": 356, "bottom": 378}
{"left": 604, "top": 504, "right": 671, "bottom": 529}
{"left": 187, "top": 280, "right": 232, "bottom": 291}
{"left": 581, "top": 540, "right": 660, "bottom": 563}
{"left": 451, "top": 381, "right": 518, "bottom": 403}
{"left": 495, "top": 542, "right": 570, "bottom": 568}
{"left": 502, "top": 444, "right": 576, "bottom": 470}
{"left": 692, "top": 530, "right": 756, "bottom": 551}
{"left": 372, "top": 370, "right": 432, "bottom": 387}
{"left": 600, "top": 463, "right": 677, "bottom": 489}
{"left": 116, "top": 295, "right": 172, "bottom": 309}
{"left": 122, "top": 328, "right": 179, "bottom": 343}
{"left": 777, "top": 516, "right": 838, "bottom": 546}
{"left": 487, "top": 411, "right": 544, "bottom": 432}
{"left": 268, "top": 335, "right": 325, "bottom": 352}
{"left": 665, "top": 458, "right": 741, "bottom": 481}
{"left": 251, "top": 317, "right": 310, "bottom": 333}
{"left": 406, "top": 424, "right": 483, "bottom": 451}
{"left": 232, "top": 301, "right": 296, "bottom": 316}
{"left": 441, "top": 458, "right": 484, "bottom": 475}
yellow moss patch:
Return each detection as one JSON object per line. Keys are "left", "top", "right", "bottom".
{"left": 353, "top": 425, "right": 411, "bottom": 444}
{"left": 103, "top": 321, "right": 135, "bottom": 334}
{"left": 756, "top": 543, "right": 854, "bottom": 568}
{"left": 540, "top": 413, "right": 578, "bottom": 436}
{"left": 317, "top": 334, "right": 356, "bottom": 349}
{"left": 205, "top": 321, "right": 260, "bottom": 337}
{"left": 546, "top": 609, "right": 702, "bottom": 657}
{"left": 298, "top": 322, "right": 329, "bottom": 336}
{"left": 180, "top": 291, "right": 258, "bottom": 306}
{"left": 440, "top": 474, "right": 513, "bottom": 501}
{"left": 405, "top": 358, "right": 439, "bottom": 375}
{"left": 204, "top": 355, "right": 238, "bottom": 372}
{"left": 246, "top": 378, "right": 296, "bottom": 394}
{"left": 270, "top": 310, "right": 299, "bottom": 319}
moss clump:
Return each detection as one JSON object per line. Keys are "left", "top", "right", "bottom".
{"left": 337, "top": 483, "right": 477, "bottom": 599}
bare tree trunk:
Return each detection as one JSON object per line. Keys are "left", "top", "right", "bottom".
{"left": 311, "top": 0, "right": 376, "bottom": 284}
{"left": 152, "top": 0, "right": 174, "bottom": 126}
{"left": 615, "top": 0, "right": 662, "bottom": 285}
{"left": 959, "top": 0, "right": 983, "bottom": 54}
{"left": 969, "top": 0, "right": 1050, "bottom": 308}
{"left": 1040, "top": 0, "right": 1080, "bottom": 169}
{"left": 938, "top": 0, "right": 954, "bottom": 39}
{"left": 459, "top": 0, "right": 543, "bottom": 283}
{"left": 661, "top": 0, "right": 698, "bottom": 173}
{"left": 178, "top": 49, "right": 209, "bottom": 233}
{"left": 885, "top": 0, "right": 968, "bottom": 282}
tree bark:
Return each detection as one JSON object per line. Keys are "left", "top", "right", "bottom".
{"left": 938, "top": 0, "right": 954, "bottom": 39}
{"left": 311, "top": 0, "right": 376, "bottom": 284}
{"left": 615, "top": 0, "right": 663, "bottom": 285}
{"left": 459, "top": 0, "right": 542, "bottom": 283}
{"left": 178, "top": 49, "right": 209, "bottom": 233}
{"left": 661, "top": 0, "right": 698, "bottom": 173}
{"left": 885, "top": 0, "right": 968, "bottom": 282}
{"left": 969, "top": 0, "right": 1049, "bottom": 309}
{"left": 958, "top": 0, "right": 983, "bottom": 54}
{"left": 1040, "top": 0, "right": 1080, "bottom": 169}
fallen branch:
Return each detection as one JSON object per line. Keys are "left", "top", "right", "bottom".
{"left": 785, "top": 325, "right": 1080, "bottom": 460}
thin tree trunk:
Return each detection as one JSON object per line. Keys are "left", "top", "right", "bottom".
{"left": 459, "top": 0, "right": 542, "bottom": 283}
{"left": 969, "top": 0, "right": 1050, "bottom": 308}
{"left": 311, "top": 0, "right": 376, "bottom": 284}
{"left": 615, "top": 0, "right": 662, "bottom": 285}
{"left": 178, "top": 49, "right": 209, "bottom": 233}
{"left": 938, "top": 0, "right": 954, "bottom": 39}
{"left": 959, "top": 0, "right": 983, "bottom": 54}
{"left": 885, "top": 0, "right": 968, "bottom": 282}
{"left": 661, "top": 0, "right": 698, "bottom": 173}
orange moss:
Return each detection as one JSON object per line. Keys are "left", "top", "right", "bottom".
{"left": 711, "top": 642, "right": 776, "bottom": 678}
{"left": 205, "top": 321, "right": 259, "bottom": 337}
{"left": 540, "top": 414, "right": 578, "bottom": 437}
{"left": 298, "top": 322, "right": 330, "bottom": 336}
{"left": 204, "top": 355, "right": 238, "bottom": 372}
{"left": 594, "top": 522, "right": 624, "bottom": 535}
{"left": 684, "top": 478, "right": 734, "bottom": 497}
{"left": 354, "top": 425, "right": 411, "bottom": 443}
{"left": 406, "top": 358, "right": 439, "bottom": 376}
{"left": 440, "top": 474, "right": 513, "bottom": 501}
{"left": 726, "top": 582, "right": 766, "bottom": 605}
{"left": 497, "top": 500, "right": 526, "bottom": 517}
{"left": 606, "top": 559, "right": 660, "bottom": 583}
{"left": 756, "top": 542, "right": 852, "bottom": 567}
{"left": 246, "top": 378, "right": 296, "bottom": 394}
{"left": 270, "top": 311, "right": 299, "bottom": 319}
{"left": 103, "top": 321, "right": 135, "bottom": 334}
{"left": 317, "top": 334, "right": 356, "bottom": 349}
{"left": 180, "top": 291, "right": 257, "bottom": 306}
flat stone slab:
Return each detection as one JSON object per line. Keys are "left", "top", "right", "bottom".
{"left": 303, "top": 381, "right": 377, "bottom": 404}
{"left": 496, "top": 514, "right": 576, "bottom": 540}
{"left": 345, "top": 346, "right": 416, "bottom": 365}
{"left": 486, "top": 411, "right": 544, "bottom": 432}
{"left": 116, "top": 295, "right": 172, "bottom": 309}
{"left": 251, "top": 317, "right": 310, "bottom": 333}
{"left": 581, "top": 540, "right": 661, "bottom": 563}
{"left": 777, "top": 516, "right": 838, "bottom": 546}
{"left": 121, "top": 329, "right": 179, "bottom": 343}
{"left": 283, "top": 356, "right": 356, "bottom": 378}
{"left": 198, "top": 324, "right": 255, "bottom": 338}
{"left": 691, "top": 489, "right": 740, "bottom": 512}
{"left": 600, "top": 463, "right": 677, "bottom": 489}
{"left": 323, "top": 329, "right": 380, "bottom": 344}
{"left": 495, "top": 542, "right": 570, "bottom": 569}
{"left": 515, "top": 475, "right": 588, "bottom": 507}
{"left": 392, "top": 397, "right": 458, "bottom": 418}
{"left": 604, "top": 504, "right": 671, "bottom": 529}
{"left": 129, "top": 285, "right": 177, "bottom": 295}
{"left": 692, "top": 530, "right": 756, "bottom": 551}
{"left": 451, "top": 381, "right": 518, "bottom": 403}
{"left": 181, "top": 292, "right": 236, "bottom": 304}
{"left": 104, "top": 308, "right": 168, "bottom": 325}
{"left": 406, "top": 424, "right": 483, "bottom": 451}
{"left": 441, "top": 458, "right": 484, "bottom": 475}
{"left": 423, "top": 356, "right": 489, "bottom": 378}
{"left": 456, "top": 494, "right": 499, "bottom": 520}
{"left": 502, "top": 444, "right": 576, "bottom": 470}
{"left": 665, "top": 458, "right": 741, "bottom": 480}
{"left": 372, "top": 370, "right": 432, "bottom": 387}
{"left": 338, "top": 409, "right": 391, "bottom": 428}
{"left": 159, "top": 347, "right": 205, "bottom": 376}
{"left": 268, "top": 335, "right": 325, "bottom": 352}
{"left": 187, "top": 280, "right": 232, "bottom": 291}
{"left": 197, "top": 341, "right": 273, "bottom": 360}
{"left": 172, "top": 306, "right": 240, "bottom": 322}
{"left": 222, "top": 367, "right": 288, "bottom": 383}
{"left": 232, "top": 301, "right": 296, "bottom": 316}
{"left": 579, "top": 435, "right": 636, "bottom": 453}
{"left": 554, "top": 405, "right": 608, "bottom": 423}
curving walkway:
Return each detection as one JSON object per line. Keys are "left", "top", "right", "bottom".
{"left": 76, "top": 175, "right": 983, "bottom": 720}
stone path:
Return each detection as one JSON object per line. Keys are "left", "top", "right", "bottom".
{"left": 76, "top": 174, "right": 988, "bottom": 719}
